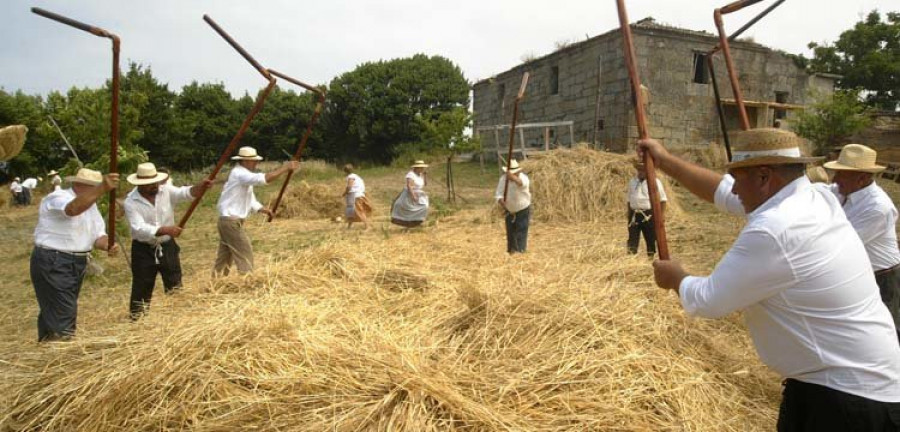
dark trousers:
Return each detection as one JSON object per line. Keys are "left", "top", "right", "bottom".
{"left": 504, "top": 205, "right": 531, "bottom": 254}
{"left": 12, "top": 191, "right": 24, "bottom": 206}
{"left": 130, "top": 239, "right": 182, "bottom": 319}
{"left": 30, "top": 247, "right": 88, "bottom": 341}
{"left": 22, "top": 187, "right": 32, "bottom": 205}
{"left": 627, "top": 208, "right": 657, "bottom": 257}
{"left": 875, "top": 266, "right": 900, "bottom": 345}
{"left": 777, "top": 379, "right": 900, "bottom": 431}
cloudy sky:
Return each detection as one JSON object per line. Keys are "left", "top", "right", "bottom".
{"left": 2, "top": 0, "right": 895, "bottom": 96}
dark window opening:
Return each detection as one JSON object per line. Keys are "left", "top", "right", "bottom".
{"left": 775, "top": 91, "right": 788, "bottom": 120}
{"left": 550, "top": 66, "right": 559, "bottom": 95}
{"left": 496, "top": 83, "right": 505, "bottom": 103}
{"left": 597, "top": 119, "right": 605, "bottom": 130}
{"left": 692, "top": 52, "right": 709, "bottom": 84}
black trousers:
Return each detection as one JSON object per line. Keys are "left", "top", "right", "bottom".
{"left": 777, "top": 379, "right": 900, "bottom": 431}
{"left": 505, "top": 206, "right": 531, "bottom": 254}
{"left": 130, "top": 239, "right": 182, "bottom": 319}
{"left": 30, "top": 247, "right": 88, "bottom": 341}
{"left": 627, "top": 208, "right": 657, "bottom": 257}
{"left": 875, "top": 266, "right": 900, "bottom": 345}
{"left": 22, "top": 187, "right": 32, "bottom": 205}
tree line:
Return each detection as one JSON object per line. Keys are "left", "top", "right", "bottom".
{"left": 0, "top": 54, "right": 473, "bottom": 181}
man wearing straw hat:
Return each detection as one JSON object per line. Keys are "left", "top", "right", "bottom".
{"left": 123, "top": 162, "right": 212, "bottom": 319}
{"left": 824, "top": 144, "right": 900, "bottom": 344}
{"left": 21, "top": 176, "right": 40, "bottom": 205}
{"left": 214, "top": 146, "right": 299, "bottom": 276}
{"left": 494, "top": 159, "right": 532, "bottom": 254}
{"left": 9, "top": 176, "right": 23, "bottom": 206}
{"left": 48, "top": 170, "right": 62, "bottom": 191}
{"left": 639, "top": 129, "right": 900, "bottom": 429}
{"left": 626, "top": 159, "right": 667, "bottom": 257}
{"left": 31, "top": 168, "right": 119, "bottom": 341}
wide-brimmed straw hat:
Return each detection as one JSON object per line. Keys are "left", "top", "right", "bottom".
{"left": 410, "top": 160, "right": 429, "bottom": 168}
{"left": 725, "top": 128, "right": 822, "bottom": 169}
{"left": 231, "top": 146, "right": 264, "bottom": 161}
{"left": 47, "top": 170, "right": 59, "bottom": 176}
{"left": 65, "top": 168, "right": 103, "bottom": 186}
{"left": 502, "top": 159, "right": 523, "bottom": 174}
{"left": 127, "top": 162, "right": 169, "bottom": 186}
{"left": 823, "top": 144, "right": 885, "bottom": 173}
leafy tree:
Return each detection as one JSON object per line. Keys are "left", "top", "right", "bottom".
{"left": 807, "top": 11, "right": 900, "bottom": 110}
{"left": 323, "top": 54, "right": 470, "bottom": 164}
{"left": 795, "top": 90, "right": 872, "bottom": 155}
{"left": 169, "top": 81, "right": 239, "bottom": 171}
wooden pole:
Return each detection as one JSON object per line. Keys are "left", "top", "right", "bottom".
{"left": 502, "top": 72, "right": 530, "bottom": 202}
{"left": 616, "top": 0, "right": 669, "bottom": 260}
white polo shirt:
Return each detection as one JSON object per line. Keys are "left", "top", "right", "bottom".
{"left": 217, "top": 165, "right": 266, "bottom": 219}
{"left": 679, "top": 175, "right": 900, "bottom": 402}
{"left": 627, "top": 177, "right": 668, "bottom": 211}
{"left": 833, "top": 182, "right": 900, "bottom": 271}
{"left": 124, "top": 183, "right": 194, "bottom": 245}
{"left": 493, "top": 173, "right": 531, "bottom": 213}
{"left": 33, "top": 188, "right": 107, "bottom": 253}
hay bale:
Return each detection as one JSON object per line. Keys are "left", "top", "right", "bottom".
{"left": 522, "top": 146, "right": 681, "bottom": 223}
{"left": 275, "top": 180, "right": 344, "bottom": 220}
{"left": 0, "top": 125, "right": 27, "bottom": 161}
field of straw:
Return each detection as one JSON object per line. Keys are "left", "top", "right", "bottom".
{"left": 0, "top": 154, "right": 786, "bottom": 431}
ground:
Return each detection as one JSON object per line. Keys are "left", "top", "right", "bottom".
{"left": 1, "top": 160, "right": 893, "bottom": 431}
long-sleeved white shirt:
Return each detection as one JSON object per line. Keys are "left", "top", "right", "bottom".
{"left": 124, "top": 184, "right": 194, "bottom": 245}
{"left": 494, "top": 173, "right": 531, "bottom": 213}
{"left": 22, "top": 178, "right": 38, "bottom": 189}
{"left": 33, "top": 188, "right": 106, "bottom": 253}
{"left": 627, "top": 177, "right": 668, "bottom": 211}
{"left": 679, "top": 175, "right": 900, "bottom": 402}
{"left": 9, "top": 181, "right": 22, "bottom": 193}
{"left": 832, "top": 182, "right": 900, "bottom": 271}
{"left": 217, "top": 165, "right": 266, "bottom": 219}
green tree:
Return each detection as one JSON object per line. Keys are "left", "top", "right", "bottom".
{"left": 169, "top": 81, "right": 240, "bottom": 171}
{"left": 808, "top": 10, "right": 900, "bottom": 110}
{"left": 795, "top": 90, "right": 872, "bottom": 155}
{"left": 323, "top": 54, "right": 470, "bottom": 164}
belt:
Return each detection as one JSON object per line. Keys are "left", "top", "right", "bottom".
{"left": 874, "top": 263, "right": 900, "bottom": 277}
{"left": 219, "top": 216, "right": 245, "bottom": 222}
{"left": 35, "top": 245, "right": 91, "bottom": 257}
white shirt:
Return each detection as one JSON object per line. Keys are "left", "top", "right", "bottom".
{"left": 33, "top": 189, "right": 107, "bottom": 253}
{"left": 9, "top": 181, "right": 22, "bottom": 193}
{"left": 679, "top": 175, "right": 900, "bottom": 402}
{"left": 346, "top": 173, "right": 365, "bottom": 199}
{"left": 494, "top": 172, "right": 532, "bottom": 213}
{"left": 627, "top": 177, "right": 668, "bottom": 211}
{"left": 124, "top": 184, "right": 194, "bottom": 245}
{"left": 217, "top": 165, "right": 267, "bottom": 219}
{"left": 51, "top": 175, "right": 61, "bottom": 191}
{"left": 833, "top": 182, "right": 900, "bottom": 271}
{"left": 405, "top": 171, "right": 425, "bottom": 193}
{"left": 22, "top": 178, "right": 38, "bottom": 189}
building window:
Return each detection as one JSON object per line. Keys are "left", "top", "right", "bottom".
{"left": 692, "top": 52, "right": 709, "bottom": 84}
{"left": 496, "top": 83, "right": 505, "bottom": 103}
{"left": 775, "top": 91, "right": 788, "bottom": 120}
{"left": 550, "top": 66, "right": 559, "bottom": 95}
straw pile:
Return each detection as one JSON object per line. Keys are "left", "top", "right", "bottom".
{"left": 522, "top": 146, "right": 681, "bottom": 223}
{"left": 0, "top": 212, "right": 780, "bottom": 431}
{"left": 0, "top": 125, "right": 27, "bottom": 161}
{"left": 274, "top": 180, "right": 344, "bottom": 220}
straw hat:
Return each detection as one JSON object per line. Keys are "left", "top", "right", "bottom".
{"left": 127, "top": 162, "right": 169, "bottom": 185}
{"left": 502, "top": 159, "right": 523, "bottom": 174}
{"left": 823, "top": 144, "right": 885, "bottom": 173}
{"left": 726, "top": 128, "right": 821, "bottom": 169}
{"left": 14, "top": 177, "right": 20, "bottom": 182}
{"left": 410, "top": 160, "right": 429, "bottom": 168}
{"left": 65, "top": 168, "right": 103, "bottom": 186}
{"left": 231, "top": 146, "right": 264, "bottom": 161}
{"left": 47, "top": 170, "right": 59, "bottom": 176}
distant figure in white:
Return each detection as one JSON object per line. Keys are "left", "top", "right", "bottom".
{"left": 391, "top": 160, "right": 429, "bottom": 227}
{"left": 342, "top": 164, "right": 372, "bottom": 230}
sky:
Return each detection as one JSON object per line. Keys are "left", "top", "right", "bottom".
{"left": 1, "top": 0, "right": 896, "bottom": 97}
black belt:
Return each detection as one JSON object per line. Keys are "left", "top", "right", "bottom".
{"left": 874, "top": 263, "right": 900, "bottom": 277}
{"left": 35, "top": 245, "right": 91, "bottom": 257}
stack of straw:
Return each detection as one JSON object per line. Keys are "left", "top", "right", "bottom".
{"left": 274, "top": 180, "right": 344, "bottom": 220}
{"left": 0, "top": 125, "right": 27, "bottom": 162}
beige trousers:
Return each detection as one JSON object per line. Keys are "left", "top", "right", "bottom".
{"left": 214, "top": 218, "right": 253, "bottom": 276}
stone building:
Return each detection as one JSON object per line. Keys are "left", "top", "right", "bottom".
{"left": 472, "top": 18, "right": 837, "bottom": 156}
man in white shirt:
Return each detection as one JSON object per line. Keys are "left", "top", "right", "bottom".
{"left": 48, "top": 170, "right": 62, "bottom": 191}
{"left": 494, "top": 159, "right": 532, "bottom": 254}
{"left": 21, "top": 176, "right": 39, "bottom": 205}
{"left": 824, "top": 144, "right": 900, "bottom": 344}
{"left": 640, "top": 128, "right": 900, "bottom": 430}
{"left": 124, "top": 162, "right": 211, "bottom": 319}
{"left": 9, "top": 176, "right": 23, "bottom": 206}
{"left": 214, "top": 146, "right": 299, "bottom": 275}
{"left": 626, "top": 160, "right": 668, "bottom": 257}
{"left": 31, "top": 168, "right": 119, "bottom": 341}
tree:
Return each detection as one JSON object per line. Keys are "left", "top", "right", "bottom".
{"left": 323, "top": 54, "right": 470, "bottom": 164}
{"left": 795, "top": 90, "right": 872, "bottom": 155}
{"left": 808, "top": 11, "right": 900, "bottom": 110}
{"left": 169, "top": 81, "right": 239, "bottom": 171}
